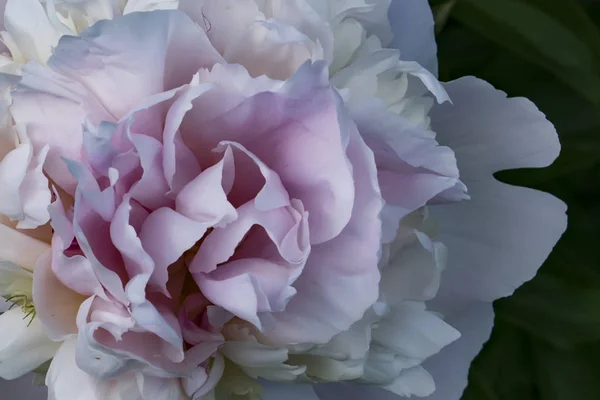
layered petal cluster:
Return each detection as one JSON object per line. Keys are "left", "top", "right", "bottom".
{"left": 0, "top": 1, "right": 567, "bottom": 400}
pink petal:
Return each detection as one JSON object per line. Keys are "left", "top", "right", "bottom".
{"left": 269, "top": 130, "right": 382, "bottom": 344}
{"left": 33, "top": 250, "right": 84, "bottom": 341}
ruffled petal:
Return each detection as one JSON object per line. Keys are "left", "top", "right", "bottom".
{"left": 182, "top": 62, "right": 355, "bottom": 245}
{"left": 353, "top": 99, "right": 461, "bottom": 243}
{"left": 48, "top": 10, "right": 222, "bottom": 117}
{"left": 269, "top": 130, "right": 382, "bottom": 344}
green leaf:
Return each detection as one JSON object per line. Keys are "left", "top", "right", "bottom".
{"left": 449, "top": 0, "right": 600, "bottom": 107}
{"left": 462, "top": 323, "right": 537, "bottom": 400}
{"left": 532, "top": 341, "right": 600, "bottom": 400}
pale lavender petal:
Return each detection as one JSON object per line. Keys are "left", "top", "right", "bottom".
{"left": 269, "top": 130, "right": 382, "bottom": 344}
{"left": 48, "top": 10, "right": 223, "bottom": 117}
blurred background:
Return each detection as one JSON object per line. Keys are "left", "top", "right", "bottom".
{"left": 428, "top": 0, "right": 600, "bottom": 398}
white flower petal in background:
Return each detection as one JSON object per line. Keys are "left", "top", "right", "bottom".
{"left": 0, "top": 308, "right": 61, "bottom": 380}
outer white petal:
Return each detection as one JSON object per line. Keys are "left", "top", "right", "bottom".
{"left": 47, "top": 338, "right": 110, "bottom": 400}
{"left": 387, "top": 0, "right": 438, "bottom": 75}
{"left": 0, "top": 308, "right": 61, "bottom": 380}
{"left": 422, "top": 302, "right": 494, "bottom": 400}
{"left": 428, "top": 77, "right": 567, "bottom": 315}
{"left": 0, "top": 374, "right": 48, "bottom": 400}
{"left": 124, "top": 0, "right": 179, "bottom": 13}
{"left": 4, "top": 0, "right": 62, "bottom": 64}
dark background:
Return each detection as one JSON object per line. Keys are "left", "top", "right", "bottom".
{"left": 428, "top": 0, "right": 600, "bottom": 398}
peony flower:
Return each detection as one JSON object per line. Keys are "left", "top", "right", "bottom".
{"left": 0, "top": 1, "right": 567, "bottom": 400}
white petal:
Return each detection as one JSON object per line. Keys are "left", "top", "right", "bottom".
{"left": 0, "top": 260, "right": 32, "bottom": 298}
{"left": 4, "top": 0, "right": 62, "bottom": 64}
{"left": 385, "top": 366, "right": 435, "bottom": 397}
{"left": 124, "top": 0, "right": 179, "bottom": 13}
{"left": 428, "top": 77, "right": 567, "bottom": 313}
{"left": 387, "top": 0, "right": 438, "bottom": 75}
{"left": 46, "top": 338, "right": 109, "bottom": 400}
{"left": 422, "top": 302, "right": 494, "bottom": 400}
{"left": 0, "top": 308, "right": 61, "bottom": 380}
{"left": 370, "top": 302, "right": 460, "bottom": 367}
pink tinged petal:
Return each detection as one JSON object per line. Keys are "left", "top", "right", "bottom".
{"left": 67, "top": 159, "right": 116, "bottom": 221}
{"left": 269, "top": 131, "right": 382, "bottom": 344}
{"left": 0, "top": 223, "right": 49, "bottom": 272}
{"left": 110, "top": 196, "right": 157, "bottom": 298}
{"left": 161, "top": 78, "right": 210, "bottom": 194}
{"left": 388, "top": 0, "right": 439, "bottom": 75}
{"left": 129, "top": 297, "right": 184, "bottom": 363}
{"left": 184, "top": 62, "right": 354, "bottom": 244}
{"left": 179, "top": 294, "right": 224, "bottom": 345}
{"left": 189, "top": 353, "right": 225, "bottom": 399}
{"left": 10, "top": 62, "right": 114, "bottom": 193}
{"left": 428, "top": 77, "right": 567, "bottom": 312}
{"left": 353, "top": 99, "right": 461, "bottom": 243}
{"left": 75, "top": 297, "right": 144, "bottom": 379}
{"left": 139, "top": 208, "right": 207, "bottom": 293}
{"left": 175, "top": 145, "right": 237, "bottom": 225}
{"left": 48, "top": 190, "right": 106, "bottom": 299}
{"left": 72, "top": 196, "right": 128, "bottom": 305}
{"left": 192, "top": 199, "right": 310, "bottom": 328}
{"left": 0, "top": 308, "right": 61, "bottom": 380}
{"left": 216, "top": 141, "right": 290, "bottom": 211}
{"left": 128, "top": 133, "right": 173, "bottom": 210}
{"left": 51, "top": 236, "right": 105, "bottom": 298}
{"left": 422, "top": 302, "right": 494, "bottom": 400}
{"left": 33, "top": 250, "right": 85, "bottom": 341}
{"left": 48, "top": 10, "right": 224, "bottom": 118}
